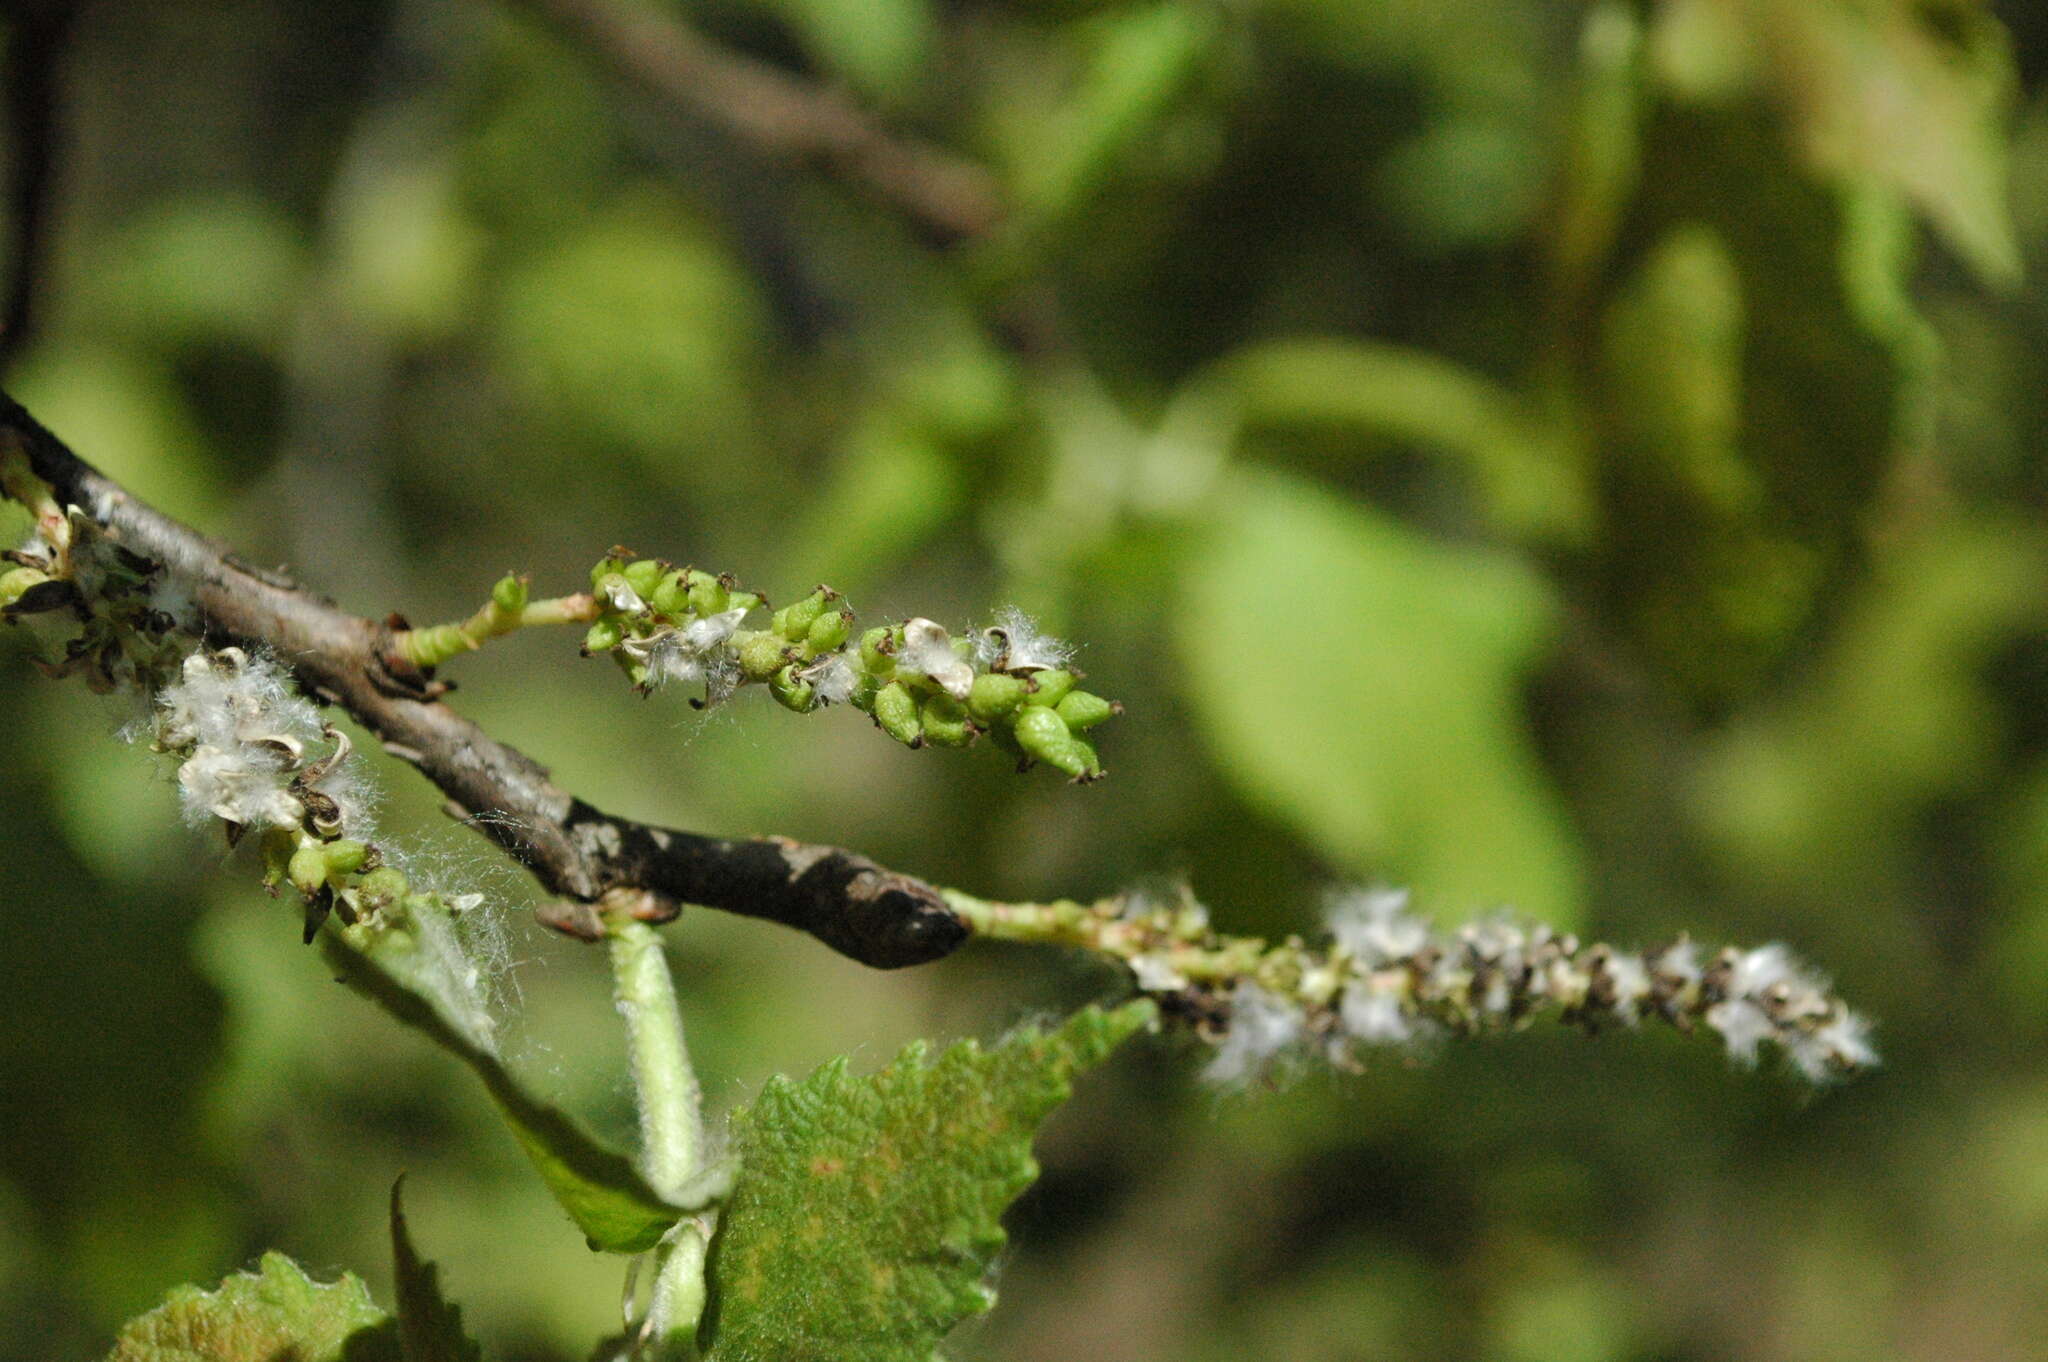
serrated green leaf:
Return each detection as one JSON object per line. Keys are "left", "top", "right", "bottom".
{"left": 701, "top": 1001, "right": 1154, "bottom": 1362}
{"left": 389, "top": 1181, "right": 483, "bottom": 1362}
{"left": 1176, "top": 467, "right": 1584, "bottom": 927}
{"left": 105, "top": 1252, "right": 399, "bottom": 1362}
{"left": 322, "top": 921, "right": 686, "bottom": 1254}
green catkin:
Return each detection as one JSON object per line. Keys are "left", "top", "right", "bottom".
{"left": 574, "top": 552, "right": 1116, "bottom": 776}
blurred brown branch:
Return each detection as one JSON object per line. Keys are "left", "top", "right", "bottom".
{"left": 0, "top": 390, "right": 967, "bottom": 968}
{"left": 512, "top": 0, "right": 1003, "bottom": 244}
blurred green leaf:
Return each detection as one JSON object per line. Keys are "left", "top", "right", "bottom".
{"left": 1175, "top": 466, "right": 1584, "bottom": 925}
{"left": 105, "top": 1252, "right": 399, "bottom": 1362}
{"left": 1549, "top": 3, "right": 1647, "bottom": 309}
{"left": 777, "top": 413, "right": 963, "bottom": 593}
{"left": 1692, "top": 515, "right": 2048, "bottom": 889}
{"left": 1377, "top": 114, "right": 1548, "bottom": 251}
{"left": 78, "top": 195, "right": 306, "bottom": 351}
{"left": 702, "top": 1002, "right": 1154, "bottom": 1362}
{"left": 1598, "top": 74, "right": 1939, "bottom": 706}
{"left": 764, "top": 0, "right": 937, "bottom": 107}
{"left": 493, "top": 192, "right": 765, "bottom": 491}
{"left": 332, "top": 162, "right": 484, "bottom": 341}
{"left": 1002, "top": 4, "right": 1218, "bottom": 242}
{"left": 1654, "top": 0, "right": 2021, "bottom": 288}
{"left": 6, "top": 348, "right": 222, "bottom": 523}
{"left": 322, "top": 918, "right": 686, "bottom": 1254}
{"left": 1217, "top": 338, "right": 1590, "bottom": 541}
{"left": 1989, "top": 765, "right": 2048, "bottom": 1025}
{"left": 1487, "top": 1250, "right": 1635, "bottom": 1362}
{"left": 1196, "top": 1232, "right": 1447, "bottom": 1362}
{"left": 389, "top": 1182, "right": 483, "bottom": 1362}
{"left": 38, "top": 700, "right": 185, "bottom": 887}
{"left": 1600, "top": 224, "right": 1752, "bottom": 514}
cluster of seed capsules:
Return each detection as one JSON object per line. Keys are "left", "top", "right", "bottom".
{"left": 582, "top": 553, "right": 1119, "bottom": 780}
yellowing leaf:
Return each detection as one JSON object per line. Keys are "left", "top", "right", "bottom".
{"left": 106, "top": 1253, "right": 398, "bottom": 1362}
{"left": 703, "top": 1002, "right": 1153, "bottom": 1362}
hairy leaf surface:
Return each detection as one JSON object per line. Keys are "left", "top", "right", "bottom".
{"left": 106, "top": 1253, "right": 398, "bottom": 1362}
{"left": 702, "top": 1001, "right": 1154, "bottom": 1361}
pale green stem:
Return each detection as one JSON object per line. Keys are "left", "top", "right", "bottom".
{"left": 942, "top": 887, "right": 1269, "bottom": 985}
{"left": 642, "top": 1216, "right": 714, "bottom": 1357}
{"left": 608, "top": 916, "right": 709, "bottom": 1355}
{"left": 608, "top": 917, "right": 701, "bottom": 1198}
{"left": 393, "top": 590, "right": 598, "bottom": 669}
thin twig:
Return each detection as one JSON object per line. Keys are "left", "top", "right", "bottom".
{"left": 509, "top": 0, "right": 1003, "bottom": 244}
{"left": 0, "top": 391, "right": 967, "bottom": 968}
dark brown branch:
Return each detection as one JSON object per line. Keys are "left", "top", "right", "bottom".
{"left": 0, "top": 391, "right": 967, "bottom": 968}
{"left": 510, "top": 0, "right": 1002, "bottom": 245}
{"left": 0, "top": 2, "right": 76, "bottom": 369}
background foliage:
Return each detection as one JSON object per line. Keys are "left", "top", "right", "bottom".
{"left": 4, "top": 0, "right": 2048, "bottom": 1357}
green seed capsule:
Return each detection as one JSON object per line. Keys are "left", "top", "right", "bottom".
{"left": 735, "top": 630, "right": 788, "bottom": 680}
{"left": 322, "top": 839, "right": 370, "bottom": 876}
{"left": 356, "top": 866, "right": 409, "bottom": 909}
{"left": 1055, "top": 690, "right": 1116, "bottom": 731}
{"left": 491, "top": 574, "right": 528, "bottom": 614}
{"left": 968, "top": 673, "right": 1027, "bottom": 722}
{"left": 727, "top": 590, "right": 762, "bottom": 614}
{"left": 288, "top": 844, "right": 329, "bottom": 897}
{"left": 860, "top": 625, "right": 898, "bottom": 675}
{"left": 1026, "top": 669, "right": 1077, "bottom": 707}
{"left": 583, "top": 619, "right": 624, "bottom": 654}
{"left": 589, "top": 555, "right": 627, "bottom": 590}
{"left": 874, "top": 681, "right": 922, "bottom": 746}
{"left": 686, "top": 570, "right": 729, "bottom": 617}
{"left": 784, "top": 590, "right": 829, "bottom": 639}
{"left": 770, "top": 663, "right": 817, "bottom": 712}
{"left": 807, "top": 609, "right": 851, "bottom": 653}
{"left": 650, "top": 570, "right": 691, "bottom": 616}
{"left": 1012, "top": 705, "right": 1090, "bottom": 776}
{"left": 622, "top": 559, "right": 665, "bottom": 599}
{"left": 921, "top": 692, "right": 974, "bottom": 747}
